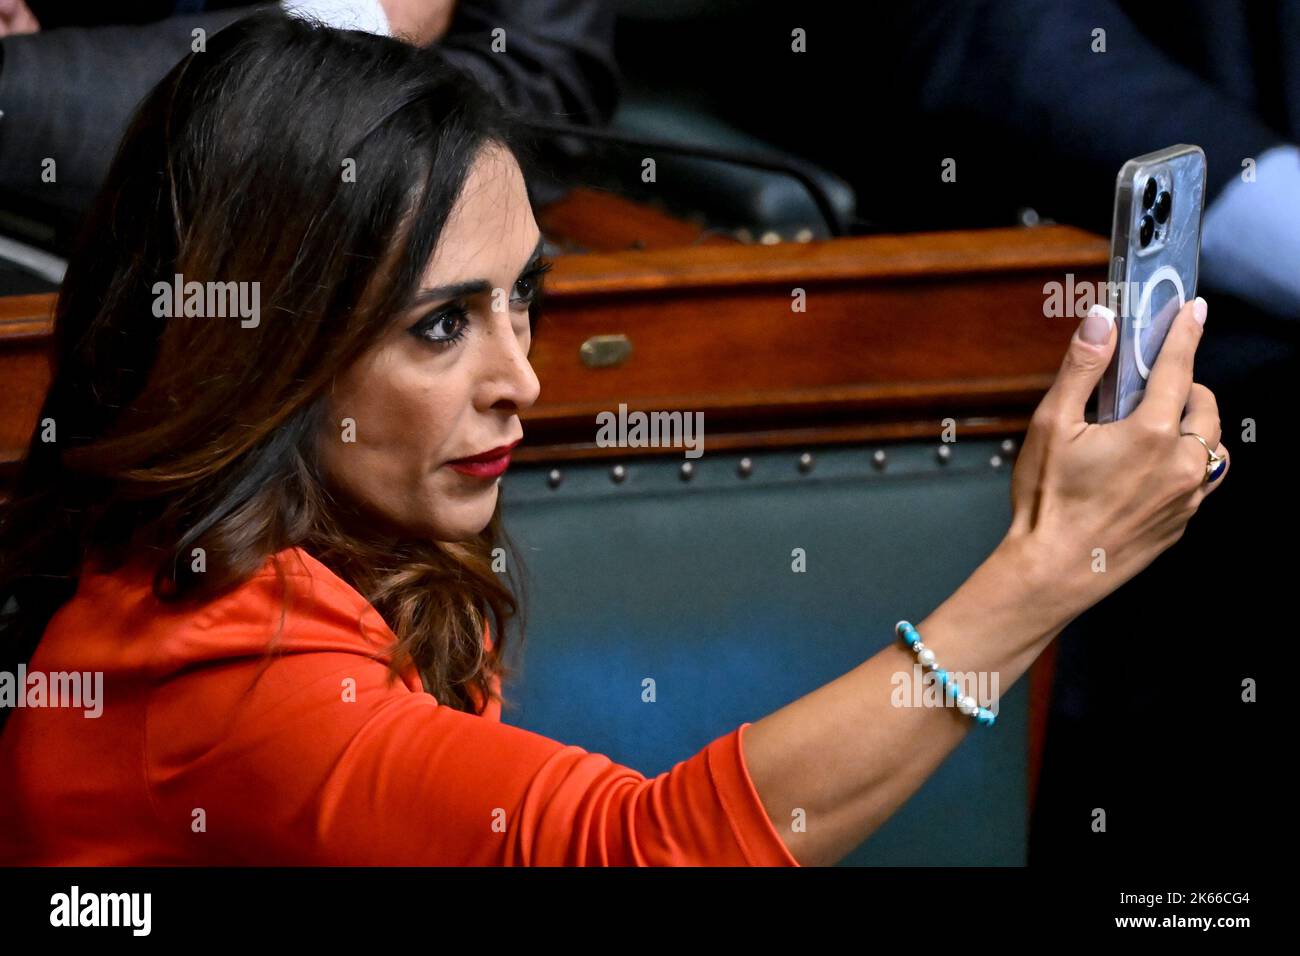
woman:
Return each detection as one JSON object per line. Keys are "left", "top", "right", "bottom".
{"left": 0, "top": 12, "right": 1227, "bottom": 866}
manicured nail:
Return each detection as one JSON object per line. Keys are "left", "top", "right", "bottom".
{"left": 1192, "top": 296, "right": 1208, "bottom": 325}
{"left": 1081, "top": 303, "right": 1115, "bottom": 345}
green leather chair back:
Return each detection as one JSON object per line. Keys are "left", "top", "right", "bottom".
{"left": 499, "top": 437, "right": 1027, "bottom": 865}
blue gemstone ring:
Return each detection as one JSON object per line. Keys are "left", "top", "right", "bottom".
{"left": 1180, "top": 431, "right": 1227, "bottom": 483}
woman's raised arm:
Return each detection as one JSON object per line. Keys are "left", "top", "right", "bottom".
{"left": 743, "top": 297, "right": 1226, "bottom": 866}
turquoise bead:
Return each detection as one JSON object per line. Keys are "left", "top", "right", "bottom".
{"left": 891, "top": 620, "right": 995, "bottom": 728}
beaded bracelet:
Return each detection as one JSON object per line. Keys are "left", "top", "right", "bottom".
{"left": 896, "top": 620, "right": 996, "bottom": 727}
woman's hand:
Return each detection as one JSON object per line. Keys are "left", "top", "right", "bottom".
{"left": 1006, "top": 297, "right": 1227, "bottom": 614}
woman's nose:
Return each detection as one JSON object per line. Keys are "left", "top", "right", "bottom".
{"left": 483, "top": 315, "right": 541, "bottom": 411}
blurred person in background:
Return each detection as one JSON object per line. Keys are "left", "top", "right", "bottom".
{"left": 0, "top": 0, "right": 617, "bottom": 259}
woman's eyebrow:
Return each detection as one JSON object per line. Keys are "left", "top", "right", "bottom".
{"left": 409, "top": 235, "right": 547, "bottom": 305}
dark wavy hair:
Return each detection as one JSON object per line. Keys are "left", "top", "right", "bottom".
{"left": 0, "top": 11, "right": 547, "bottom": 728}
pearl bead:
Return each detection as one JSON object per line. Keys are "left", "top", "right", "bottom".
{"left": 957, "top": 696, "right": 976, "bottom": 715}
{"left": 918, "top": 648, "right": 936, "bottom": 668}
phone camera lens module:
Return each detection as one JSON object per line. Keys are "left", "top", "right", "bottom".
{"left": 1139, "top": 213, "right": 1155, "bottom": 247}
{"left": 1153, "top": 190, "right": 1171, "bottom": 223}
{"left": 1143, "top": 178, "right": 1158, "bottom": 209}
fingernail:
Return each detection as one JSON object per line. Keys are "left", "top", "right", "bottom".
{"left": 1080, "top": 303, "right": 1115, "bottom": 345}
{"left": 1192, "top": 296, "right": 1208, "bottom": 325}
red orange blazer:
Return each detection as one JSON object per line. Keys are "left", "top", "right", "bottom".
{"left": 0, "top": 547, "right": 799, "bottom": 865}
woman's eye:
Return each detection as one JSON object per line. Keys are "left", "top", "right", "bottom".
{"left": 512, "top": 260, "right": 552, "bottom": 308}
{"left": 512, "top": 276, "right": 538, "bottom": 304}
{"left": 411, "top": 307, "right": 469, "bottom": 346}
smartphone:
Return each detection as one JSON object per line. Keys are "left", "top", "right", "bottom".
{"left": 1094, "top": 144, "right": 1207, "bottom": 423}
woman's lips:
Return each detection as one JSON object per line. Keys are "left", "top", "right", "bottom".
{"left": 446, "top": 439, "right": 520, "bottom": 479}
{"left": 447, "top": 452, "right": 511, "bottom": 479}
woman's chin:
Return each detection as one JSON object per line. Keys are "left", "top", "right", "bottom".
{"left": 425, "top": 488, "right": 498, "bottom": 542}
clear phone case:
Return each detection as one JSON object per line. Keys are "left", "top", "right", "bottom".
{"left": 1095, "top": 145, "right": 1206, "bottom": 423}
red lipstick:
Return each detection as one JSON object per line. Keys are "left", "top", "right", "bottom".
{"left": 447, "top": 438, "right": 521, "bottom": 480}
